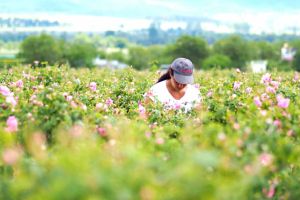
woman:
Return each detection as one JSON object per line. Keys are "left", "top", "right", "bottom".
{"left": 145, "top": 58, "right": 201, "bottom": 112}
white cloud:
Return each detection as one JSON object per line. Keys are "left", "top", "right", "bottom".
{"left": 144, "top": 0, "right": 191, "bottom": 12}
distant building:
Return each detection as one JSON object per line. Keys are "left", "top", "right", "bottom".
{"left": 281, "top": 43, "right": 296, "bottom": 61}
{"left": 250, "top": 60, "right": 267, "bottom": 73}
{"left": 93, "top": 57, "right": 128, "bottom": 69}
{"left": 159, "top": 64, "right": 170, "bottom": 73}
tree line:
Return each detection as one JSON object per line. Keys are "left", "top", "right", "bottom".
{"left": 16, "top": 33, "right": 300, "bottom": 71}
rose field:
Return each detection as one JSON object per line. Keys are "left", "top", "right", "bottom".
{"left": 1, "top": 65, "right": 300, "bottom": 199}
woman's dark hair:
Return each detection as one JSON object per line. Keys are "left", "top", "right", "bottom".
{"left": 157, "top": 68, "right": 174, "bottom": 83}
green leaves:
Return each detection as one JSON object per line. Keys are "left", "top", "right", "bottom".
{"left": 0, "top": 66, "right": 300, "bottom": 199}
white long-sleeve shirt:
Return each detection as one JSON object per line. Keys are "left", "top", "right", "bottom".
{"left": 145, "top": 80, "right": 201, "bottom": 112}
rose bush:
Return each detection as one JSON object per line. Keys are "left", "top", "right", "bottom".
{"left": 0, "top": 65, "right": 300, "bottom": 199}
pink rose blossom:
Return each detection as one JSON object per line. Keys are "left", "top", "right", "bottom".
{"left": 273, "top": 119, "right": 282, "bottom": 128}
{"left": 145, "top": 91, "right": 154, "bottom": 98}
{"left": 261, "top": 73, "right": 272, "bottom": 85}
{"left": 96, "top": 103, "right": 108, "bottom": 111}
{"left": 66, "top": 95, "right": 73, "bottom": 102}
{"left": 5, "top": 116, "right": 18, "bottom": 132}
{"left": 156, "top": 137, "right": 165, "bottom": 145}
{"left": 89, "top": 82, "right": 97, "bottom": 91}
{"left": 233, "top": 123, "right": 240, "bottom": 130}
{"left": 30, "top": 95, "right": 37, "bottom": 101}
{"left": 138, "top": 101, "right": 146, "bottom": 114}
{"left": 16, "top": 80, "right": 23, "bottom": 88}
{"left": 145, "top": 131, "right": 152, "bottom": 138}
{"left": 206, "top": 90, "right": 213, "bottom": 98}
{"left": 6, "top": 95, "right": 17, "bottom": 107}
{"left": 138, "top": 101, "right": 146, "bottom": 118}
{"left": 263, "top": 184, "right": 276, "bottom": 199}
{"left": 254, "top": 96, "right": 262, "bottom": 107}
{"left": 0, "top": 86, "right": 11, "bottom": 96}
{"left": 2, "top": 147, "right": 21, "bottom": 165}
{"left": 266, "top": 86, "right": 276, "bottom": 94}
{"left": 96, "top": 103, "right": 103, "bottom": 109}
{"left": 10, "top": 82, "right": 17, "bottom": 87}
{"left": 129, "top": 88, "right": 135, "bottom": 94}
{"left": 106, "top": 98, "right": 113, "bottom": 106}
{"left": 270, "top": 81, "right": 280, "bottom": 89}
{"left": 233, "top": 81, "right": 242, "bottom": 90}
{"left": 261, "top": 93, "right": 269, "bottom": 101}
{"left": 173, "top": 103, "right": 181, "bottom": 110}
{"left": 267, "top": 185, "right": 275, "bottom": 198}
{"left": 218, "top": 132, "right": 226, "bottom": 141}
{"left": 32, "top": 100, "right": 43, "bottom": 107}
{"left": 245, "top": 87, "right": 252, "bottom": 94}
{"left": 276, "top": 95, "right": 290, "bottom": 109}
{"left": 259, "top": 153, "right": 273, "bottom": 167}
{"left": 287, "top": 129, "right": 294, "bottom": 137}
{"left": 22, "top": 71, "right": 30, "bottom": 79}
{"left": 293, "top": 73, "right": 299, "bottom": 82}
{"left": 81, "top": 104, "right": 87, "bottom": 111}
{"left": 32, "top": 86, "right": 38, "bottom": 91}
{"left": 149, "top": 122, "right": 157, "bottom": 129}
{"left": 97, "top": 127, "right": 107, "bottom": 136}
{"left": 260, "top": 110, "right": 267, "bottom": 116}
{"left": 236, "top": 139, "right": 243, "bottom": 147}
{"left": 70, "top": 101, "right": 77, "bottom": 108}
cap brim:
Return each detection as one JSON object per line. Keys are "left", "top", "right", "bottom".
{"left": 173, "top": 71, "right": 194, "bottom": 84}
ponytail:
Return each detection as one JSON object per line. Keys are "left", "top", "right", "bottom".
{"left": 157, "top": 68, "right": 173, "bottom": 83}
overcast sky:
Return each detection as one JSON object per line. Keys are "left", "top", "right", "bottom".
{"left": 1, "top": 0, "right": 299, "bottom": 18}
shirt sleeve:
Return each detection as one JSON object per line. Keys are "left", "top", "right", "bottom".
{"left": 144, "top": 84, "right": 159, "bottom": 102}
{"left": 144, "top": 89, "right": 155, "bottom": 102}
{"left": 191, "top": 87, "right": 201, "bottom": 104}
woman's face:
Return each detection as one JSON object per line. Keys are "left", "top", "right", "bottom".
{"left": 170, "top": 76, "right": 187, "bottom": 91}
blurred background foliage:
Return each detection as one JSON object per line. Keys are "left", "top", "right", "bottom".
{"left": 0, "top": 32, "right": 297, "bottom": 71}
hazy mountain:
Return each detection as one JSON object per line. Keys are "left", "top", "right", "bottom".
{"left": 1, "top": 0, "right": 300, "bottom": 18}
{"left": 1, "top": 0, "right": 300, "bottom": 35}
